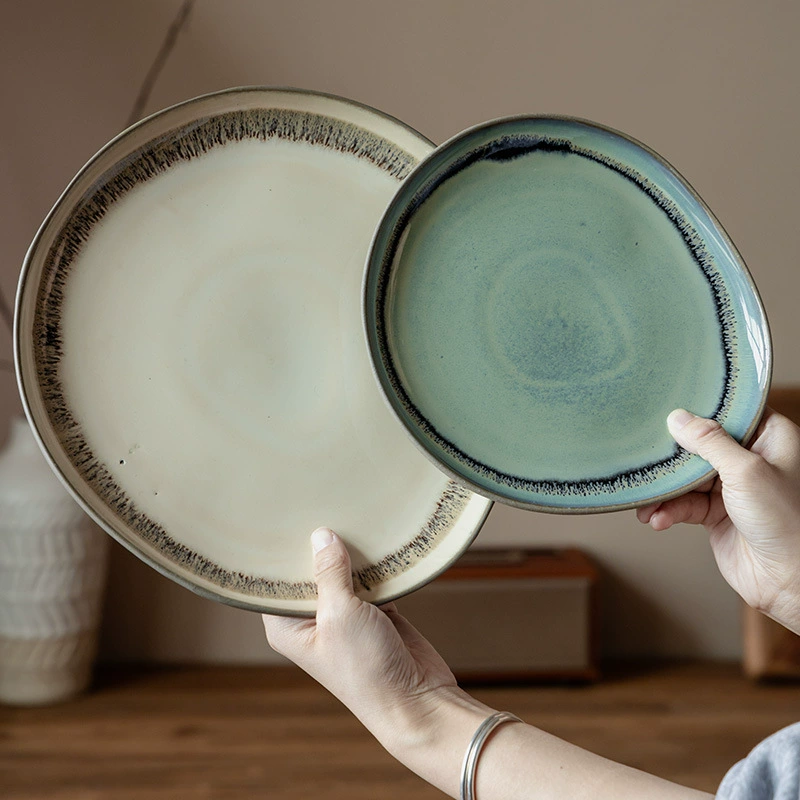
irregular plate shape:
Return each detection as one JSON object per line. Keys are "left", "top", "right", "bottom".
{"left": 15, "top": 88, "right": 492, "bottom": 614}
{"left": 364, "top": 116, "right": 771, "bottom": 512}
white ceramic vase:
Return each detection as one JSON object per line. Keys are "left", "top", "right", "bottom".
{"left": 0, "top": 417, "right": 109, "bottom": 705}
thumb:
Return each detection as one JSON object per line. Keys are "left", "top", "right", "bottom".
{"left": 311, "top": 527, "right": 355, "bottom": 613}
{"left": 667, "top": 409, "right": 751, "bottom": 480}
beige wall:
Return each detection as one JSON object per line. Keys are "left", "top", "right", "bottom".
{"left": 2, "top": 0, "right": 798, "bottom": 663}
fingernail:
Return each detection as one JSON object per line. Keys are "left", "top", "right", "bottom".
{"left": 667, "top": 408, "right": 695, "bottom": 433}
{"left": 311, "top": 527, "right": 335, "bottom": 553}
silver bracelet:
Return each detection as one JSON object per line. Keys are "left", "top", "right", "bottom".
{"left": 460, "top": 711, "right": 522, "bottom": 800}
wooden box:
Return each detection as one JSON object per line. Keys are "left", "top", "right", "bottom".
{"left": 396, "top": 548, "right": 599, "bottom": 682}
{"left": 743, "top": 605, "right": 800, "bottom": 679}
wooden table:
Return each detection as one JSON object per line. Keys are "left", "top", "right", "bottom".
{"left": 2, "top": 662, "right": 799, "bottom": 798}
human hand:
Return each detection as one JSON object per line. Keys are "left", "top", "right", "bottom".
{"left": 264, "top": 527, "right": 710, "bottom": 800}
{"left": 262, "top": 528, "right": 490, "bottom": 783}
{"left": 638, "top": 408, "right": 800, "bottom": 634}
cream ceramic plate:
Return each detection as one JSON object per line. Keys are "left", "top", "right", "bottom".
{"left": 15, "top": 88, "right": 491, "bottom": 615}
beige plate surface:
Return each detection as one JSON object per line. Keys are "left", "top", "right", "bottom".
{"left": 15, "top": 87, "right": 492, "bottom": 615}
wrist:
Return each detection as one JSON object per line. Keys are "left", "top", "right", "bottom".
{"left": 375, "top": 685, "right": 496, "bottom": 797}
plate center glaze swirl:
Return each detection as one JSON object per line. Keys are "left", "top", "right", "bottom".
{"left": 365, "top": 118, "right": 771, "bottom": 511}
{"left": 485, "top": 246, "right": 637, "bottom": 389}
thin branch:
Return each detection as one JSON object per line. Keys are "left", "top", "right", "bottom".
{"left": 0, "top": 286, "right": 13, "bottom": 339}
{"left": 126, "top": 0, "right": 196, "bottom": 128}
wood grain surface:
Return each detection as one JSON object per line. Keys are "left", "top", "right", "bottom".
{"left": 2, "top": 662, "right": 800, "bottom": 798}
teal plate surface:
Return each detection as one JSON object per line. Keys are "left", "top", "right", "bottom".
{"left": 364, "top": 116, "right": 772, "bottom": 513}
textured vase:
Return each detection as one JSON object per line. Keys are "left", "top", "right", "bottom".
{"left": 0, "top": 417, "right": 109, "bottom": 705}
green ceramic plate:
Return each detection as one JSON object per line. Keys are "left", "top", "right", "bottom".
{"left": 364, "top": 116, "right": 771, "bottom": 513}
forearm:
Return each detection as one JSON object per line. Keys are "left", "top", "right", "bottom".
{"left": 265, "top": 530, "right": 717, "bottom": 799}
{"left": 377, "top": 687, "right": 713, "bottom": 800}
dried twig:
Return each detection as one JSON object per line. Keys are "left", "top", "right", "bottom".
{"left": 126, "top": 0, "right": 196, "bottom": 128}
{"left": 0, "top": 285, "right": 12, "bottom": 339}
{"left": 0, "top": 289, "right": 13, "bottom": 372}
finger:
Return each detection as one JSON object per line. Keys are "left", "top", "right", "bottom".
{"left": 637, "top": 474, "right": 720, "bottom": 527}
{"left": 667, "top": 409, "right": 756, "bottom": 482}
{"left": 751, "top": 409, "right": 800, "bottom": 472}
{"left": 694, "top": 476, "right": 717, "bottom": 494}
{"left": 311, "top": 527, "right": 356, "bottom": 614}
{"left": 261, "top": 613, "right": 315, "bottom": 655}
{"left": 648, "top": 491, "right": 712, "bottom": 530}
{"left": 636, "top": 502, "right": 661, "bottom": 524}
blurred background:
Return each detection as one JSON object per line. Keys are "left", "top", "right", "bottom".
{"left": 1, "top": 0, "right": 798, "bottom": 668}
